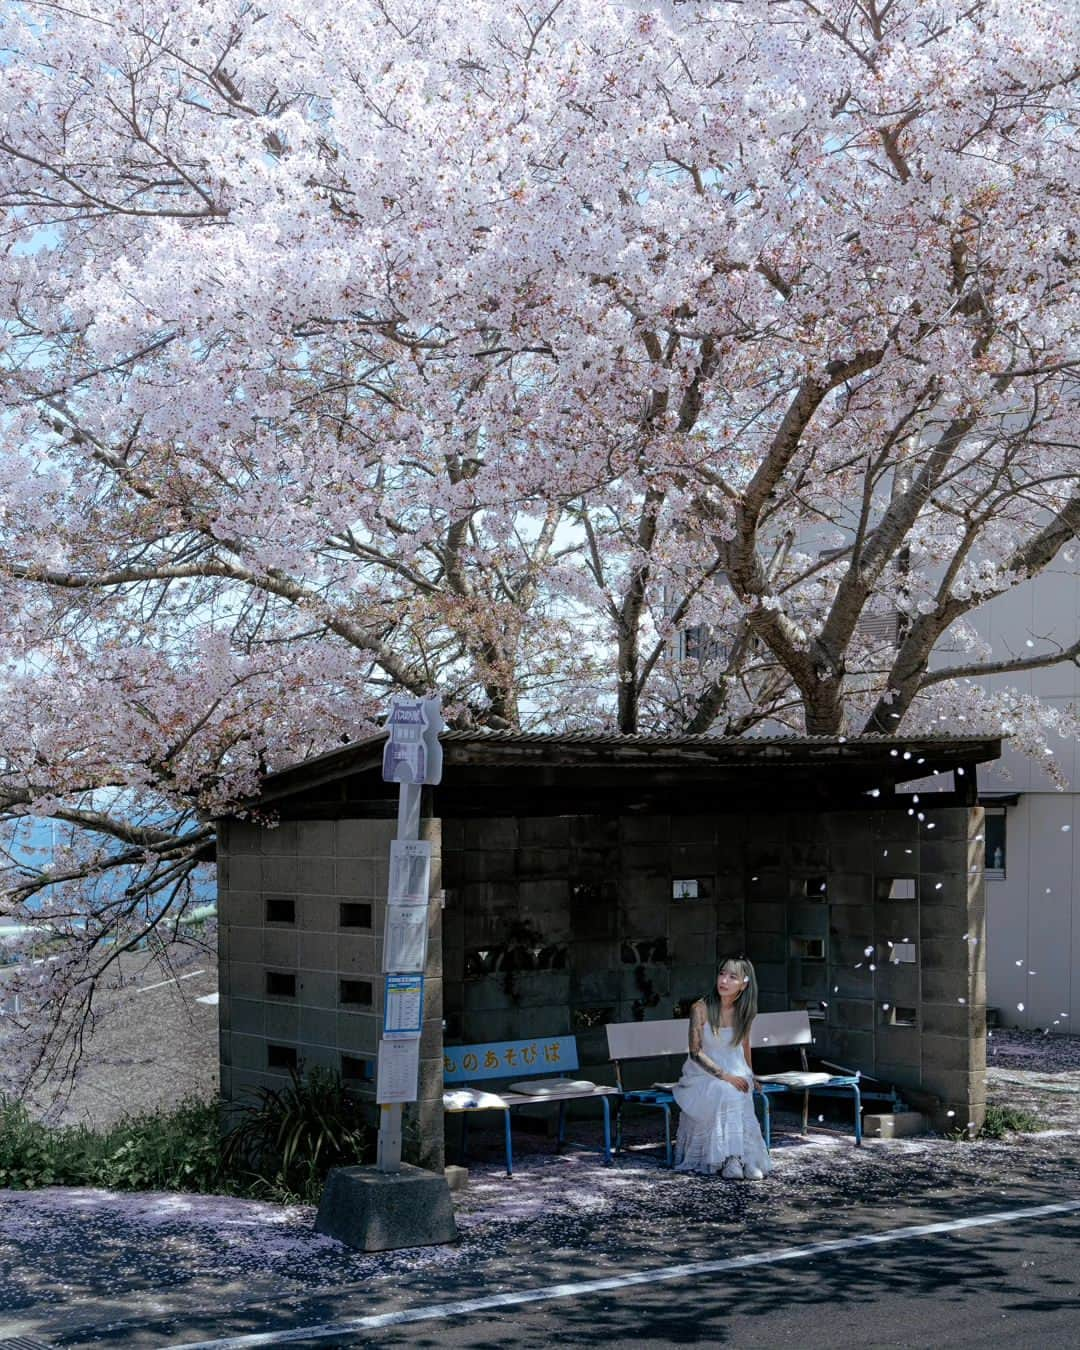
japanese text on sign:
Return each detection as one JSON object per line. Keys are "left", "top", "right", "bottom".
{"left": 442, "top": 1036, "right": 577, "bottom": 1083}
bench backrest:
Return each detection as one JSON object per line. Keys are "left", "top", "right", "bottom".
{"left": 443, "top": 1035, "right": 578, "bottom": 1083}
{"left": 751, "top": 1010, "right": 813, "bottom": 1049}
{"left": 606, "top": 1009, "right": 813, "bottom": 1062}
{"left": 606, "top": 1018, "right": 688, "bottom": 1061}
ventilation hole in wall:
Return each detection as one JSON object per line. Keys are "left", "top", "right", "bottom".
{"left": 464, "top": 947, "right": 505, "bottom": 980}
{"left": 790, "top": 998, "right": 827, "bottom": 1021}
{"left": 672, "top": 878, "right": 713, "bottom": 900}
{"left": 889, "top": 1006, "right": 918, "bottom": 1027}
{"left": 889, "top": 941, "right": 917, "bottom": 964}
{"left": 621, "top": 937, "right": 669, "bottom": 965}
{"left": 803, "top": 876, "right": 828, "bottom": 899}
{"left": 572, "top": 1006, "right": 614, "bottom": 1030}
{"left": 341, "top": 1055, "right": 374, "bottom": 1083}
{"left": 265, "top": 971, "right": 296, "bottom": 998}
{"left": 339, "top": 902, "right": 373, "bottom": 929}
{"left": 267, "top": 1043, "right": 298, "bottom": 1071}
{"left": 791, "top": 937, "right": 826, "bottom": 961}
{"left": 878, "top": 878, "right": 917, "bottom": 901}
{"left": 535, "top": 944, "right": 568, "bottom": 970}
{"left": 339, "top": 979, "right": 373, "bottom": 1007}
{"left": 265, "top": 896, "right": 296, "bottom": 924}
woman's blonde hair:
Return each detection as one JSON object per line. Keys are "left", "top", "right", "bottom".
{"left": 704, "top": 955, "right": 758, "bottom": 1045}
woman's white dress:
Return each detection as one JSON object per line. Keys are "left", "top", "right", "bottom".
{"left": 672, "top": 1021, "right": 773, "bottom": 1175}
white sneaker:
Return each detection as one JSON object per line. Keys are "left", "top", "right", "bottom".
{"left": 720, "top": 1158, "right": 744, "bottom": 1179}
{"left": 743, "top": 1164, "right": 765, "bottom": 1180}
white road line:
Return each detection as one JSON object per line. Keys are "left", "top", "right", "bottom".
{"left": 136, "top": 970, "right": 207, "bottom": 993}
{"left": 165, "top": 1197, "right": 1080, "bottom": 1349}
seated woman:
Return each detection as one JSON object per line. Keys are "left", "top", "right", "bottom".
{"left": 672, "top": 955, "right": 773, "bottom": 1179}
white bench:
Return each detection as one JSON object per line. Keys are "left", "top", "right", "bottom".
{"left": 606, "top": 1010, "right": 863, "bottom": 1164}
{"left": 442, "top": 1034, "right": 619, "bottom": 1176}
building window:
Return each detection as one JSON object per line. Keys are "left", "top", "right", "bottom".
{"left": 339, "top": 902, "right": 373, "bottom": 929}
{"left": 791, "top": 937, "right": 825, "bottom": 961}
{"left": 985, "top": 809, "right": 1006, "bottom": 874}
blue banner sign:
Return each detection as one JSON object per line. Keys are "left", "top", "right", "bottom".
{"left": 443, "top": 1035, "right": 579, "bottom": 1082}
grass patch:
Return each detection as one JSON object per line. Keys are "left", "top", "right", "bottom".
{"left": 0, "top": 1068, "right": 371, "bottom": 1201}
{"left": 978, "top": 1102, "right": 1047, "bottom": 1138}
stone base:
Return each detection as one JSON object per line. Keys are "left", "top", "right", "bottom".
{"left": 315, "top": 1163, "right": 459, "bottom": 1252}
{"left": 863, "top": 1111, "right": 928, "bottom": 1139}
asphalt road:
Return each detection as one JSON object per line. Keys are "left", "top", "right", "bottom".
{"left": 5, "top": 1186, "right": 1075, "bottom": 1349}
{"left": 354, "top": 1212, "right": 1080, "bottom": 1349}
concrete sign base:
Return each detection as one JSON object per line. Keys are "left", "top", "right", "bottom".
{"left": 314, "top": 1163, "right": 459, "bottom": 1252}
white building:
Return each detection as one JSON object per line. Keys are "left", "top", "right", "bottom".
{"left": 967, "top": 564, "right": 1080, "bottom": 1032}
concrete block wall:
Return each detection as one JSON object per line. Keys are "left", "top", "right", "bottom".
{"left": 217, "top": 815, "right": 445, "bottom": 1169}
{"left": 441, "top": 805, "right": 986, "bottom": 1131}
{"left": 441, "top": 813, "right": 749, "bottom": 1086}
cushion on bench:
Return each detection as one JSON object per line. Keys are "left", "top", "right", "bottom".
{"left": 756, "top": 1071, "right": 835, "bottom": 1087}
{"left": 507, "top": 1077, "right": 597, "bottom": 1095}
{"left": 443, "top": 1088, "right": 509, "bottom": 1110}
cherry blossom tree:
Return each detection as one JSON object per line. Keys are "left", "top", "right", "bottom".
{"left": 0, "top": 0, "right": 1077, "bottom": 1093}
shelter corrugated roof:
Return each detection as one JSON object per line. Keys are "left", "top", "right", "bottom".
{"left": 239, "top": 728, "right": 1000, "bottom": 815}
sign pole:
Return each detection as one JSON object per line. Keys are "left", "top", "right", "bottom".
{"left": 375, "top": 697, "right": 443, "bottom": 1174}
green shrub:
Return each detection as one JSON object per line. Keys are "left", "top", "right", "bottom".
{"left": 1, "top": 1070, "right": 369, "bottom": 1201}
{"left": 0, "top": 1095, "right": 227, "bottom": 1192}
{"left": 90, "top": 1098, "right": 226, "bottom": 1193}
{"left": 221, "top": 1066, "right": 371, "bottom": 1203}
{"left": 0, "top": 1099, "right": 85, "bottom": 1188}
